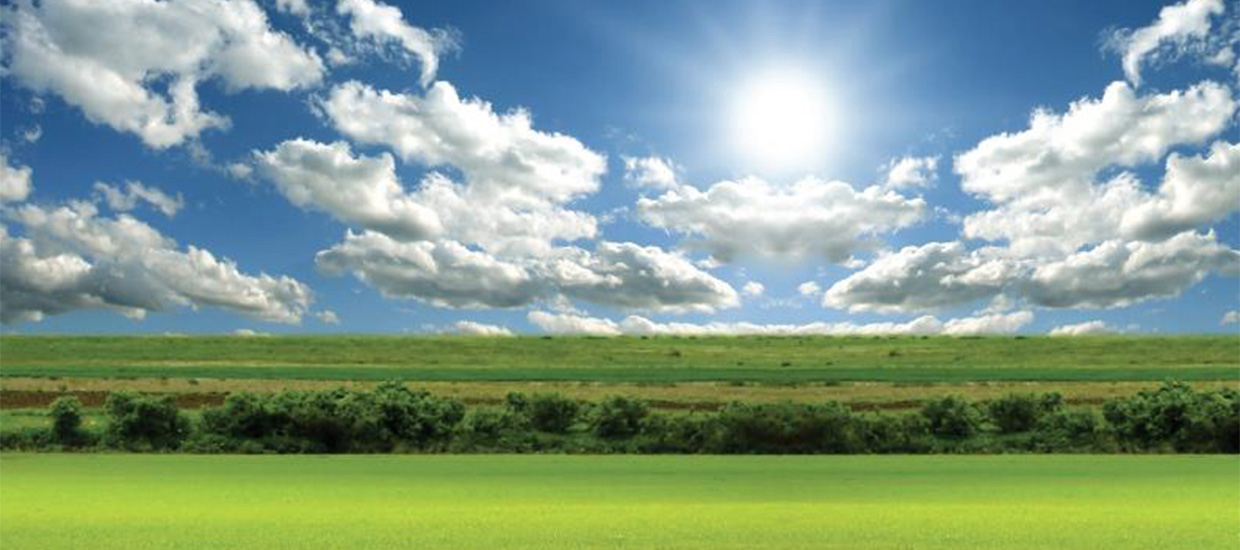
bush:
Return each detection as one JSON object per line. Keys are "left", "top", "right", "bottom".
{"left": 49, "top": 396, "right": 84, "bottom": 446}
{"left": 103, "top": 392, "right": 190, "bottom": 451}
{"left": 987, "top": 392, "right": 1063, "bottom": 434}
{"left": 1103, "top": 382, "right": 1239, "bottom": 452}
{"left": 638, "top": 413, "right": 718, "bottom": 454}
{"left": 1032, "top": 409, "right": 1103, "bottom": 452}
{"left": 713, "top": 401, "right": 861, "bottom": 454}
{"left": 200, "top": 383, "right": 465, "bottom": 452}
{"left": 508, "top": 392, "right": 580, "bottom": 434}
{"left": 921, "top": 395, "right": 983, "bottom": 439}
{"left": 858, "top": 412, "right": 931, "bottom": 453}
{"left": 592, "top": 396, "right": 649, "bottom": 439}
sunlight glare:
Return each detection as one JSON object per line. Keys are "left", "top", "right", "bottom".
{"left": 730, "top": 69, "right": 833, "bottom": 173}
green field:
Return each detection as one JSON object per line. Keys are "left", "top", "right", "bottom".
{"left": 2, "top": 335, "right": 1237, "bottom": 382}
{"left": 1, "top": 454, "right": 1235, "bottom": 550}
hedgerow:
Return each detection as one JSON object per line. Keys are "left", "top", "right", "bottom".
{"left": 2, "top": 381, "right": 1236, "bottom": 454}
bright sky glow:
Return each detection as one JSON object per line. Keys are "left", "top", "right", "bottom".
{"left": 730, "top": 69, "right": 833, "bottom": 173}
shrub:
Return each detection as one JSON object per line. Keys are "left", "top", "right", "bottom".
{"left": 858, "top": 412, "right": 931, "bottom": 454}
{"left": 987, "top": 392, "right": 1063, "bottom": 434}
{"left": 638, "top": 413, "right": 717, "bottom": 453}
{"left": 49, "top": 396, "right": 84, "bottom": 445}
{"left": 592, "top": 396, "right": 649, "bottom": 439}
{"left": 921, "top": 395, "right": 983, "bottom": 439}
{"left": 1103, "top": 382, "right": 1239, "bottom": 452}
{"left": 103, "top": 392, "right": 190, "bottom": 451}
{"left": 1032, "top": 409, "right": 1103, "bottom": 452}
{"left": 508, "top": 392, "right": 580, "bottom": 434}
{"left": 714, "top": 401, "right": 860, "bottom": 454}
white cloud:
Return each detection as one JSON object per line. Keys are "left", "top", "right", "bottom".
{"left": 450, "top": 320, "right": 513, "bottom": 336}
{"left": 1222, "top": 310, "right": 1240, "bottom": 325}
{"left": 1049, "top": 320, "right": 1116, "bottom": 336}
{"left": 253, "top": 138, "right": 598, "bottom": 257}
{"left": 314, "top": 231, "right": 738, "bottom": 313}
{"left": 1023, "top": 232, "right": 1239, "bottom": 309}
{"left": 1106, "top": 0, "right": 1225, "bottom": 86}
{"left": 2, "top": 0, "right": 324, "bottom": 148}
{"left": 622, "top": 156, "right": 680, "bottom": 190}
{"left": 822, "top": 242, "right": 1014, "bottom": 314}
{"left": 315, "top": 310, "right": 340, "bottom": 324}
{"left": 254, "top": 139, "right": 442, "bottom": 241}
{"left": 321, "top": 81, "right": 606, "bottom": 205}
{"left": 270, "top": 0, "right": 310, "bottom": 16}
{"left": 955, "top": 81, "right": 1234, "bottom": 206}
{"left": 637, "top": 177, "right": 925, "bottom": 263}
{"left": 93, "top": 181, "right": 184, "bottom": 218}
{"left": 1118, "top": 141, "right": 1240, "bottom": 241}
{"left": 882, "top": 155, "right": 939, "bottom": 188}
{"left": 0, "top": 168, "right": 311, "bottom": 324}
{"left": 1, "top": 203, "right": 311, "bottom": 324}
{"left": 527, "top": 310, "right": 1033, "bottom": 336}
{"left": 742, "top": 281, "right": 765, "bottom": 298}
{"left": 0, "top": 155, "right": 33, "bottom": 204}
{"left": 21, "top": 125, "right": 42, "bottom": 143}
{"left": 233, "top": 328, "right": 269, "bottom": 336}
{"left": 798, "top": 281, "right": 822, "bottom": 297}
{"left": 335, "top": 0, "right": 455, "bottom": 87}
{"left": 941, "top": 311, "right": 1034, "bottom": 336}
{"left": 527, "top": 311, "right": 621, "bottom": 336}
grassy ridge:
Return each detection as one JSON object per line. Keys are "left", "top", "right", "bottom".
{"left": 2, "top": 335, "right": 1237, "bottom": 382}
{"left": 1, "top": 454, "right": 1235, "bottom": 549}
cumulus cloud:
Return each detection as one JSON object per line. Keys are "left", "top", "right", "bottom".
{"left": 798, "top": 281, "right": 823, "bottom": 297}
{"left": 335, "top": 0, "right": 456, "bottom": 87}
{"left": 0, "top": 155, "right": 33, "bottom": 204}
{"left": 955, "top": 81, "right": 1234, "bottom": 206}
{"left": 1118, "top": 141, "right": 1240, "bottom": 241}
{"left": 93, "top": 181, "right": 184, "bottom": 218}
{"left": 315, "top": 309, "right": 340, "bottom": 324}
{"left": 1023, "top": 232, "right": 1239, "bottom": 309}
{"left": 622, "top": 156, "right": 680, "bottom": 190}
{"left": 2, "top": 0, "right": 324, "bottom": 148}
{"left": 1222, "top": 310, "right": 1239, "bottom": 325}
{"left": 527, "top": 310, "right": 1033, "bottom": 336}
{"left": 882, "top": 155, "right": 939, "bottom": 188}
{"left": 637, "top": 177, "right": 925, "bottom": 263}
{"left": 315, "top": 231, "right": 738, "bottom": 313}
{"left": 823, "top": 242, "right": 1015, "bottom": 313}
{"left": 253, "top": 138, "right": 598, "bottom": 257}
{"left": 742, "top": 281, "right": 765, "bottom": 298}
{"left": 450, "top": 320, "right": 513, "bottom": 336}
{"left": 527, "top": 311, "right": 621, "bottom": 336}
{"left": 1105, "top": 0, "right": 1226, "bottom": 86}
{"left": 1049, "top": 320, "right": 1116, "bottom": 336}
{"left": 1, "top": 203, "right": 311, "bottom": 324}
{"left": 321, "top": 80, "right": 606, "bottom": 205}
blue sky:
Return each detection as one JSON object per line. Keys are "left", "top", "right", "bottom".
{"left": 1, "top": 0, "right": 1237, "bottom": 335}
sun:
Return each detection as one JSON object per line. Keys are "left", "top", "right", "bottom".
{"left": 730, "top": 69, "right": 833, "bottom": 173}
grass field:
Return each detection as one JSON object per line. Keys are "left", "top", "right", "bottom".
{"left": 2, "top": 335, "right": 1237, "bottom": 382}
{"left": 1, "top": 454, "right": 1235, "bottom": 549}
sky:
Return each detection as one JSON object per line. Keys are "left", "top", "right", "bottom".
{"left": 0, "top": 0, "right": 1237, "bottom": 336}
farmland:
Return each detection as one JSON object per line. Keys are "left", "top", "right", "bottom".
{"left": 1, "top": 454, "right": 1235, "bottom": 550}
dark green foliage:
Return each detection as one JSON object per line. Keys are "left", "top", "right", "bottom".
{"left": 987, "top": 392, "right": 1063, "bottom": 434}
{"left": 591, "top": 395, "right": 649, "bottom": 439}
{"left": 48, "top": 396, "right": 84, "bottom": 445}
{"left": 1032, "top": 409, "right": 1103, "bottom": 452}
{"left": 5, "top": 381, "right": 1237, "bottom": 454}
{"left": 198, "top": 382, "right": 465, "bottom": 452}
{"left": 1103, "top": 381, "right": 1239, "bottom": 452}
{"left": 713, "top": 401, "right": 861, "bottom": 453}
{"left": 858, "top": 412, "right": 932, "bottom": 453}
{"left": 103, "top": 392, "right": 190, "bottom": 451}
{"left": 921, "top": 395, "right": 983, "bottom": 439}
{"left": 507, "top": 392, "right": 580, "bottom": 434}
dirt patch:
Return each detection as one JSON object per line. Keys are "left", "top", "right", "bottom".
{"left": 0, "top": 390, "right": 226, "bottom": 409}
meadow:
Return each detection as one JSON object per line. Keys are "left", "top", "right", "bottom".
{"left": 1, "top": 454, "right": 1235, "bottom": 550}
{"left": 2, "top": 335, "right": 1237, "bottom": 382}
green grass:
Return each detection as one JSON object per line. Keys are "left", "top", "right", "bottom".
{"left": 2, "top": 335, "right": 1237, "bottom": 382}
{"left": 1, "top": 454, "right": 1235, "bottom": 549}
